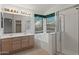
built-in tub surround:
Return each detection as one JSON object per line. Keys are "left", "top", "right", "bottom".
{"left": 35, "top": 32, "right": 56, "bottom": 54}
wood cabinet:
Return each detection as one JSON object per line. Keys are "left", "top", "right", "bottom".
{"left": 0, "top": 40, "right": 2, "bottom": 54}
{"left": 0, "top": 35, "right": 34, "bottom": 54}
{"left": 12, "top": 37, "right": 21, "bottom": 51}
{"left": 21, "top": 37, "right": 29, "bottom": 48}
{"left": 2, "top": 39, "right": 12, "bottom": 54}
{"left": 29, "top": 35, "right": 34, "bottom": 48}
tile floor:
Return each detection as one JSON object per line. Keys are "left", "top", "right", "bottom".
{"left": 13, "top": 48, "right": 49, "bottom": 55}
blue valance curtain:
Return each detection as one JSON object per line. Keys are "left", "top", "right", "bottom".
{"left": 34, "top": 13, "right": 55, "bottom": 33}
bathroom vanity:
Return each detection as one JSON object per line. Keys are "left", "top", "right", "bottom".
{"left": 0, "top": 6, "right": 35, "bottom": 55}
{"left": 0, "top": 34, "right": 34, "bottom": 55}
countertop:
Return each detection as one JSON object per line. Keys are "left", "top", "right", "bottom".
{"left": 0, "top": 33, "right": 34, "bottom": 39}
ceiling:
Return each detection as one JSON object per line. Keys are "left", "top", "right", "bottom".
{"left": 15, "top": 4, "right": 55, "bottom": 11}
{"left": 2, "top": 4, "right": 76, "bottom": 14}
{"left": 14, "top": 4, "right": 75, "bottom": 14}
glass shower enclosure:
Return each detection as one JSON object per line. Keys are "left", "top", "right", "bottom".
{"left": 56, "top": 5, "right": 79, "bottom": 55}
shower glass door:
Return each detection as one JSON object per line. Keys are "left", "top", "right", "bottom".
{"left": 59, "top": 7, "right": 78, "bottom": 55}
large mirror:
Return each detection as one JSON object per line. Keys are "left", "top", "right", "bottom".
{"left": 1, "top": 12, "right": 25, "bottom": 34}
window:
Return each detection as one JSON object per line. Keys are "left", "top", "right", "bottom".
{"left": 46, "top": 13, "right": 55, "bottom": 33}
{"left": 35, "top": 15, "right": 43, "bottom": 33}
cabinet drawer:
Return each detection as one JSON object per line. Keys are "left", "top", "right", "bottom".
{"left": 13, "top": 40, "right": 21, "bottom": 44}
{"left": 12, "top": 38, "right": 21, "bottom": 44}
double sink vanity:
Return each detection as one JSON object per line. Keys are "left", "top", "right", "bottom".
{"left": 0, "top": 34, "right": 34, "bottom": 55}
{"left": 0, "top": 7, "right": 35, "bottom": 55}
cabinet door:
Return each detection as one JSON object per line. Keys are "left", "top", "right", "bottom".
{"left": 12, "top": 38, "right": 21, "bottom": 51}
{"left": 2, "top": 39, "right": 12, "bottom": 54}
{"left": 22, "top": 37, "right": 29, "bottom": 48}
{"left": 29, "top": 35, "right": 34, "bottom": 47}
{"left": 0, "top": 40, "right": 2, "bottom": 54}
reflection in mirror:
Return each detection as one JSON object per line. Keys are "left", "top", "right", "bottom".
{"left": 16, "top": 20, "right": 21, "bottom": 33}
{"left": 1, "top": 13, "right": 3, "bottom": 28}
{"left": 4, "top": 18, "right": 13, "bottom": 34}
{"left": 26, "top": 20, "right": 31, "bottom": 30}
{"left": 2, "top": 13, "right": 23, "bottom": 34}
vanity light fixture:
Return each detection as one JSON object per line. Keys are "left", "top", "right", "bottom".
{"left": 2, "top": 8, "right": 32, "bottom": 16}
{"left": 11, "top": 9, "right": 13, "bottom": 12}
